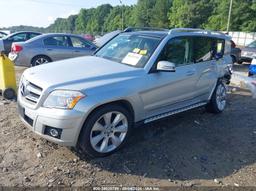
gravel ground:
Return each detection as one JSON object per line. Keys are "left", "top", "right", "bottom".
{"left": 0, "top": 64, "right": 255, "bottom": 188}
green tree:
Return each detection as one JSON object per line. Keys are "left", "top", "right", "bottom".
{"left": 104, "top": 6, "right": 122, "bottom": 32}
{"left": 205, "top": 0, "right": 256, "bottom": 32}
{"left": 169, "top": 0, "right": 214, "bottom": 28}
{"left": 135, "top": 0, "right": 157, "bottom": 27}
{"left": 75, "top": 9, "right": 89, "bottom": 33}
{"left": 151, "top": 0, "right": 172, "bottom": 28}
{"left": 103, "top": 5, "right": 136, "bottom": 32}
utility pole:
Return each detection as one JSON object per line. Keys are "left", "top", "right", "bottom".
{"left": 227, "top": 0, "right": 233, "bottom": 33}
{"left": 119, "top": 0, "right": 124, "bottom": 30}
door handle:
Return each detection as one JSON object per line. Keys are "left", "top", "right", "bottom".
{"left": 74, "top": 50, "right": 80, "bottom": 53}
{"left": 47, "top": 48, "right": 53, "bottom": 51}
{"left": 186, "top": 71, "right": 195, "bottom": 76}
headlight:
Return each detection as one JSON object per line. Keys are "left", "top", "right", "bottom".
{"left": 43, "top": 90, "right": 85, "bottom": 109}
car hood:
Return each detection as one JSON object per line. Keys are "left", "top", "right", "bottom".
{"left": 23, "top": 56, "right": 144, "bottom": 91}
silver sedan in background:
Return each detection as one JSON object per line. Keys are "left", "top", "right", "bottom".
{"left": 9, "top": 33, "right": 97, "bottom": 67}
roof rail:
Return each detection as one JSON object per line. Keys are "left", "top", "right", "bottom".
{"left": 168, "top": 28, "right": 229, "bottom": 38}
{"left": 124, "top": 27, "right": 169, "bottom": 32}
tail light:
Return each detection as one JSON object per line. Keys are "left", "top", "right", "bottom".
{"left": 11, "top": 44, "right": 23, "bottom": 53}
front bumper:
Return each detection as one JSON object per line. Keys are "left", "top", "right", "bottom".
{"left": 17, "top": 98, "right": 86, "bottom": 147}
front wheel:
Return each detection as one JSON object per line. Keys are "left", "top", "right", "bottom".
{"left": 77, "top": 104, "right": 133, "bottom": 157}
{"left": 206, "top": 81, "right": 227, "bottom": 113}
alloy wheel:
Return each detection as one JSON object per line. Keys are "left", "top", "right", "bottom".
{"left": 216, "top": 84, "right": 227, "bottom": 111}
{"left": 90, "top": 111, "right": 128, "bottom": 153}
{"left": 35, "top": 57, "right": 49, "bottom": 65}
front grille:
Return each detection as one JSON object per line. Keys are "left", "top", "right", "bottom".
{"left": 20, "top": 80, "right": 43, "bottom": 105}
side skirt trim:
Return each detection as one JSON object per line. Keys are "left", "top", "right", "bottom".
{"left": 144, "top": 102, "right": 207, "bottom": 124}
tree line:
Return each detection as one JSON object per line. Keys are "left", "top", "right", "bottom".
{"left": 2, "top": 0, "right": 256, "bottom": 34}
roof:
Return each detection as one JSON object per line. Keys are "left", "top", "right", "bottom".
{"left": 122, "top": 31, "right": 168, "bottom": 39}
{"left": 123, "top": 27, "right": 231, "bottom": 40}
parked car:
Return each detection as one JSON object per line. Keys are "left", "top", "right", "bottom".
{"left": 18, "top": 28, "right": 232, "bottom": 157}
{"left": 230, "top": 40, "right": 242, "bottom": 64}
{"left": 0, "top": 31, "right": 41, "bottom": 55}
{"left": 94, "top": 30, "right": 121, "bottom": 47}
{"left": 0, "top": 31, "right": 7, "bottom": 39}
{"left": 9, "top": 33, "right": 97, "bottom": 67}
{"left": 240, "top": 40, "right": 256, "bottom": 64}
{"left": 249, "top": 58, "right": 256, "bottom": 77}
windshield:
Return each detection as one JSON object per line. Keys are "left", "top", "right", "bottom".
{"left": 95, "top": 34, "right": 162, "bottom": 68}
{"left": 248, "top": 40, "right": 256, "bottom": 48}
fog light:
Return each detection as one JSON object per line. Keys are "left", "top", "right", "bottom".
{"left": 50, "top": 129, "right": 59, "bottom": 137}
{"left": 44, "top": 126, "right": 62, "bottom": 139}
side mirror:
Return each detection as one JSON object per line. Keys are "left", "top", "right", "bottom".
{"left": 157, "top": 61, "right": 176, "bottom": 72}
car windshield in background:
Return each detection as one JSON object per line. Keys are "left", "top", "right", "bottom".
{"left": 95, "top": 34, "right": 162, "bottom": 68}
{"left": 248, "top": 40, "right": 256, "bottom": 48}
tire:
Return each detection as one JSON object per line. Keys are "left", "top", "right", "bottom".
{"left": 206, "top": 81, "right": 227, "bottom": 113}
{"left": 3, "top": 88, "right": 16, "bottom": 100}
{"left": 77, "top": 104, "right": 133, "bottom": 158}
{"left": 31, "top": 55, "right": 51, "bottom": 67}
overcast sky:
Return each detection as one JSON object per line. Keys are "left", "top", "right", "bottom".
{"left": 0, "top": 0, "right": 137, "bottom": 28}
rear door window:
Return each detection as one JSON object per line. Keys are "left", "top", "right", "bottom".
{"left": 44, "top": 36, "right": 70, "bottom": 47}
{"left": 193, "top": 37, "right": 213, "bottom": 63}
{"left": 70, "top": 37, "right": 92, "bottom": 48}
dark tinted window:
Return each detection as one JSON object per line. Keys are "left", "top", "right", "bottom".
{"left": 10, "top": 33, "right": 27, "bottom": 42}
{"left": 159, "top": 37, "right": 193, "bottom": 66}
{"left": 193, "top": 37, "right": 213, "bottom": 63}
{"left": 44, "top": 36, "right": 69, "bottom": 47}
{"left": 29, "top": 33, "right": 40, "bottom": 39}
{"left": 248, "top": 41, "right": 256, "bottom": 48}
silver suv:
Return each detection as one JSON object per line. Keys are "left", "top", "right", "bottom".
{"left": 18, "top": 28, "right": 232, "bottom": 157}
